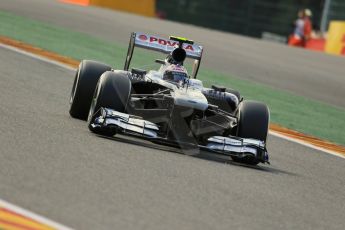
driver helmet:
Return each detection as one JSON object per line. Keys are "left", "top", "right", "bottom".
{"left": 163, "top": 64, "right": 188, "bottom": 84}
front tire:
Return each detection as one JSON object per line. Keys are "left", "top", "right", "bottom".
{"left": 87, "top": 71, "right": 131, "bottom": 136}
{"left": 231, "top": 100, "right": 269, "bottom": 165}
{"left": 69, "top": 60, "right": 112, "bottom": 120}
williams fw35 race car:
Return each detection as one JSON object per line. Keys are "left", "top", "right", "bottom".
{"left": 69, "top": 32, "right": 270, "bottom": 165}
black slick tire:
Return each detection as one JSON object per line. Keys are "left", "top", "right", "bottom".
{"left": 231, "top": 100, "right": 269, "bottom": 165}
{"left": 87, "top": 71, "right": 131, "bottom": 136}
{"left": 69, "top": 60, "right": 112, "bottom": 120}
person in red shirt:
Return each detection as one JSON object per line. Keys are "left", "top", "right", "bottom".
{"left": 302, "top": 9, "right": 313, "bottom": 47}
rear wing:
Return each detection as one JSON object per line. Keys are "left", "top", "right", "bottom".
{"left": 124, "top": 32, "right": 203, "bottom": 78}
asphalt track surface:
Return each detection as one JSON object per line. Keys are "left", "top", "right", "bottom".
{"left": 2, "top": 0, "right": 345, "bottom": 109}
{"left": 1, "top": 46, "right": 345, "bottom": 230}
{"left": 1, "top": 1, "right": 345, "bottom": 230}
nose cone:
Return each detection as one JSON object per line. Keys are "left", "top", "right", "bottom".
{"left": 173, "top": 89, "right": 208, "bottom": 111}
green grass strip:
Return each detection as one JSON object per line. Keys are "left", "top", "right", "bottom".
{"left": 1, "top": 10, "right": 344, "bottom": 146}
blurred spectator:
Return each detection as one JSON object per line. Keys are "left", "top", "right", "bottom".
{"left": 288, "top": 9, "right": 313, "bottom": 47}
{"left": 303, "top": 9, "right": 313, "bottom": 43}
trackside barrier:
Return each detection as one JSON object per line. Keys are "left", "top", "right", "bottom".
{"left": 90, "top": 0, "right": 155, "bottom": 17}
{"left": 306, "top": 39, "right": 326, "bottom": 51}
{"left": 325, "top": 21, "right": 345, "bottom": 56}
{"left": 60, "top": 0, "right": 90, "bottom": 6}
{"left": 60, "top": 0, "right": 155, "bottom": 17}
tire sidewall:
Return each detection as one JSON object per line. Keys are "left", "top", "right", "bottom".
{"left": 233, "top": 100, "right": 269, "bottom": 165}
{"left": 237, "top": 100, "right": 269, "bottom": 142}
{"left": 69, "top": 60, "right": 112, "bottom": 120}
{"left": 87, "top": 71, "right": 132, "bottom": 132}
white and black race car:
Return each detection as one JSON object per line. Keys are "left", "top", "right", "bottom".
{"left": 69, "top": 32, "right": 270, "bottom": 165}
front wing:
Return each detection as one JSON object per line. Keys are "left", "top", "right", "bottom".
{"left": 90, "top": 108, "right": 269, "bottom": 164}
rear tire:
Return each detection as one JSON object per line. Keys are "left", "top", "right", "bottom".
{"left": 69, "top": 60, "right": 112, "bottom": 120}
{"left": 87, "top": 71, "right": 131, "bottom": 136}
{"left": 231, "top": 100, "right": 269, "bottom": 165}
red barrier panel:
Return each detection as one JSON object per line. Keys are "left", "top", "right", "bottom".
{"left": 305, "top": 38, "right": 325, "bottom": 51}
{"left": 60, "top": 0, "right": 90, "bottom": 6}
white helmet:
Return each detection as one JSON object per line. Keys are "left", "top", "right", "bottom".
{"left": 304, "top": 9, "right": 312, "bottom": 17}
